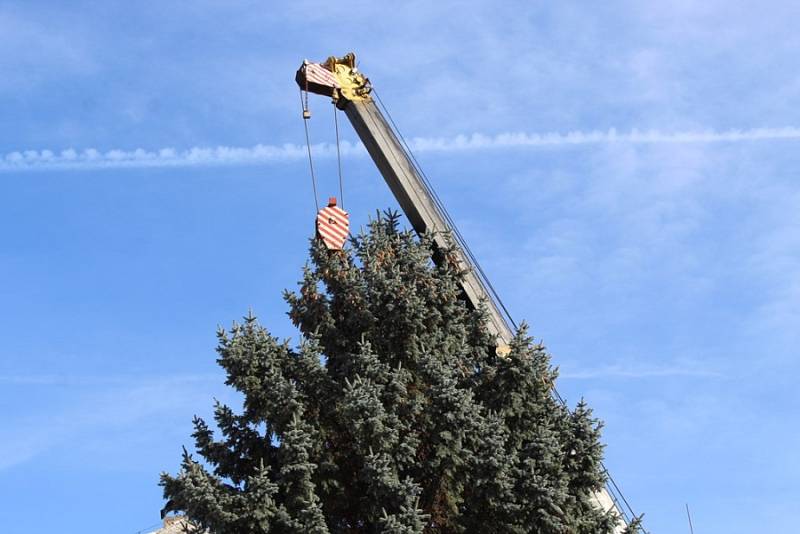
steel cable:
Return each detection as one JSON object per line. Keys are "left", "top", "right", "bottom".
{"left": 333, "top": 102, "right": 345, "bottom": 208}
{"left": 299, "top": 88, "right": 320, "bottom": 212}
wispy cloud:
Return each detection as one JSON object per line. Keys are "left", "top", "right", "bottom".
{"left": 0, "top": 141, "right": 365, "bottom": 172}
{"left": 559, "top": 361, "right": 723, "bottom": 380}
{"left": 0, "top": 373, "right": 228, "bottom": 471}
{"left": 409, "top": 126, "right": 800, "bottom": 150}
{"left": 3, "top": 126, "right": 800, "bottom": 172}
{"left": 0, "top": 373, "right": 222, "bottom": 386}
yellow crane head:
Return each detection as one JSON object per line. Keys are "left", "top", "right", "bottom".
{"left": 296, "top": 52, "right": 371, "bottom": 106}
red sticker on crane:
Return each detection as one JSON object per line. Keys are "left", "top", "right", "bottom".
{"left": 316, "top": 201, "right": 349, "bottom": 250}
{"left": 304, "top": 63, "right": 341, "bottom": 89}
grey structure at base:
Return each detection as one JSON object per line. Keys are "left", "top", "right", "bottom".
{"left": 151, "top": 516, "right": 203, "bottom": 534}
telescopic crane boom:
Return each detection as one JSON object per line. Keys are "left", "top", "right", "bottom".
{"left": 296, "top": 52, "right": 630, "bottom": 531}
{"left": 297, "top": 53, "right": 513, "bottom": 349}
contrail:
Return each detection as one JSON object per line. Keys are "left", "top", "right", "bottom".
{"left": 409, "top": 126, "right": 800, "bottom": 150}
{"left": 3, "top": 126, "right": 799, "bottom": 172}
{"left": 0, "top": 141, "right": 365, "bottom": 173}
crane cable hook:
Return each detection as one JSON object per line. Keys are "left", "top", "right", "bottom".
{"left": 299, "top": 60, "right": 347, "bottom": 214}
{"left": 299, "top": 63, "right": 319, "bottom": 213}
{"left": 332, "top": 99, "right": 344, "bottom": 209}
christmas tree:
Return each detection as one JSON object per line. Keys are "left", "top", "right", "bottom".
{"left": 161, "top": 211, "right": 629, "bottom": 533}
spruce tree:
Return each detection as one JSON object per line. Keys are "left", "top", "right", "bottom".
{"left": 161, "top": 211, "right": 625, "bottom": 533}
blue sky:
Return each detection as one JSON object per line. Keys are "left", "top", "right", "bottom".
{"left": 1, "top": 1, "right": 799, "bottom": 532}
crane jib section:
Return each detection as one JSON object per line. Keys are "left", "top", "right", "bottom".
{"left": 296, "top": 54, "right": 513, "bottom": 349}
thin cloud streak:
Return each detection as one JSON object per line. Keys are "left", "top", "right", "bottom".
{"left": 0, "top": 373, "right": 230, "bottom": 471}
{"left": 3, "top": 126, "right": 800, "bottom": 172}
{"left": 559, "top": 362, "right": 723, "bottom": 380}
{"left": 0, "top": 141, "right": 366, "bottom": 172}
{"left": 0, "top": 373, "right": 223, "bottom": 386}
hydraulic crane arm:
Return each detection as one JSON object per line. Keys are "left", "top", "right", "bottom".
{"left": 295, "top": 53, "right": 628, "bottom": 530}
{"left": 297, "top": 53, "right": 513, "bottom": 349}
{"left": 344, "top": 98, "right": 516, "bottom": 346}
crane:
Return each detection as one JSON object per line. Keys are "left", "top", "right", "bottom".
{"left": 296, "top": 52, "right": 634, "bottom": 532}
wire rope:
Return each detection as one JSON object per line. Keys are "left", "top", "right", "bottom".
{"left": 333, "top": 102, "right": 345, "bottom": 208}
{"left": 373, "top": 89, "right": 517, "bottom": 330}
{"left": 299, "top": 88, "right": 320, "bottom": 212}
